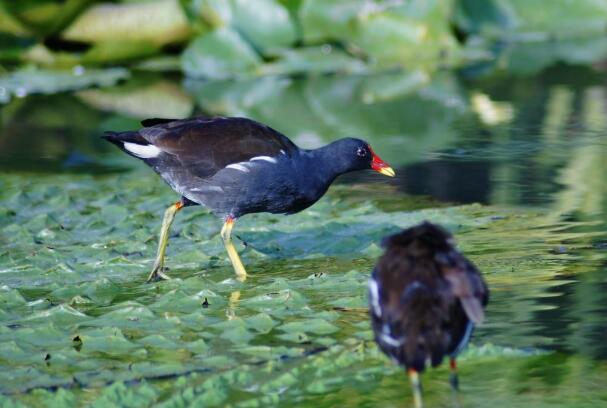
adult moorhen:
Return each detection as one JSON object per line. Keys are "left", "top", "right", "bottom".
{"left": 369, "top": 222, "right": 488, "bottom": 408}
{"left": 104, "top": 116, "right": 395, "bottom": 282}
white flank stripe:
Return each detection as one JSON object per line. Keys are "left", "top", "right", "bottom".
{"left": 123, "top": 142, "right": 161, "bottom": 158}
{"left": 226, "top": 163, "right": 250, "bottom": 173}
{"left": 191, "top": 185, "right": 224, "bottom": 193}
{"left": 250, "top": 155, "right": 277, "bottom": 163}
{"left": 368, "top": 278, "right": 382, "bottom": 317}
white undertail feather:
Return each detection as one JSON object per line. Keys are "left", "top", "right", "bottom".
{"left": 123, "top": 142, "right": 161, "bottom": 159}
{"left": 368, "top": 278, "right": 382, "bottom": 317}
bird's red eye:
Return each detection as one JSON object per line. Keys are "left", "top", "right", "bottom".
{"left": 357, "top": 147, "right": 367, "bottom": 157}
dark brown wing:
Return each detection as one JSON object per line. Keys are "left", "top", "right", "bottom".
{"left": 139, "top": 117, "right": 298, "bottom": 179}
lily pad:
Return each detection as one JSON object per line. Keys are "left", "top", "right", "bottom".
{"left": 181, "top": 28, "right": 262, "bottom": 79}
{"left": 0, "top": 67, "right": 129, "bottom": 104}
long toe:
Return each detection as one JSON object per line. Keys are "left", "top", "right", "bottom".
{"left": 146, "top": 267, "right": 171, "bottom": 283}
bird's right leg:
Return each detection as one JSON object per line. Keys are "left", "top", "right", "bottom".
{"left": 147, "top": 201, "right": 184, "bottom": 282}
{"left": 408, "top": 369, "right": 423, "bottom": 408}
{"left": 220, "top": 216, "right": 247, "bottom": 281}
{"left": 449, "top": 358, "right": 463, "bottom": 408}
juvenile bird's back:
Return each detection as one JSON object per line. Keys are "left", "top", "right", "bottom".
{"left": 369, "top": 222, "right": 488, "bottom": 372}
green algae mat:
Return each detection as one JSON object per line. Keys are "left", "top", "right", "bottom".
{"left": 1, "top": 171, "right": 607, "bottom": 407}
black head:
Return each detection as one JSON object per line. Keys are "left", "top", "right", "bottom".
{"left": 328, "top": 138, "right": 395, "bottom": 176}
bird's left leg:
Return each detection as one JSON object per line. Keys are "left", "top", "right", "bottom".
{"left": 408, "top": 369, "right": 423, "bottom": 408}
{"left": 220, "top": 216, "right": 247, "bottom": 281}
{"left": 449, "top": 358, "right": 459, "bottom": 391}
{"left": 147, "top": 200, "right": 184, "bottom": 282}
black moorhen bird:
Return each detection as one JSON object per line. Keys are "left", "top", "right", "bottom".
{"left": 104, "top": 116, "right": 395, "bottom": 282}
{"left": 369, "top": 222, "right": 488, "bottom": 408}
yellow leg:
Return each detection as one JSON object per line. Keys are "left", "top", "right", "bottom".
{"left": 146, "top": 201, "right": 183, "bottom": 282}
{"left": 226, "top": 290, "right": 241, "bottom": 320}
{"left": 408, "top": 369, "right": 423, "bottom": 408}
{"left": 220, "top": 216, "right": 247, "bottom": 281}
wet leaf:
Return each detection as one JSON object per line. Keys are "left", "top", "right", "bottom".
{"left": 61, "top": 0, "right": 191, "bottom": 46}
{"left": 229, "top": 0, "right": 296, "bottom": 52}
{"left": 0, "top": 67, "right": 129, "bottom": 104}
{"left": 181, "top": 28, "right": 261, "bottom": 79}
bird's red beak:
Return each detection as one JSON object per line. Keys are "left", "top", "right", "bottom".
{"left": 369, "top": 145, "right": 395, "bottom": 177}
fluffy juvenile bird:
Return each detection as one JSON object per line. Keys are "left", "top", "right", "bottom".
{"left": 368, "top": 222, "right": 488, "bottom": 408}
{"left": 104, "top": 116, "right": 395, "bottom": 282}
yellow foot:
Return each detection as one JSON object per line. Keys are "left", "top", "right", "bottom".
{"left": 146, "top": 265, "right": 171, "bottom": 283}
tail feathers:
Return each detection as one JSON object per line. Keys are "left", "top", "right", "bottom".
{"left": 460, "top": 297, "right": 485, "bottom": 324}
{"left": 141, "top": 118, "right": 178, "bottom": 127}
{"left": 102, "top": 131, "right": 161, "bottom": 159}
{"left": 102, "top": 130, "right": 146, "bottom": 146}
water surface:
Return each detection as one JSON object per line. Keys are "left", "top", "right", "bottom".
{"left": 1, "top": 62, "right": 606, "bottom": 406}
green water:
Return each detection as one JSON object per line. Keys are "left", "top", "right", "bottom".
{"left": 1, "top": 62, "right": 607, "bottom": 407}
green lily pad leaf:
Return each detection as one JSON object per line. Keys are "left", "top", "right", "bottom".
{"left": 28, "top": 388, "right": 76, "bottom": 408}
{"left": 353, "top": 7, "right": 458, "bottom": 68}
{"left": 453, "top": 0, "right": 516, "bottom": 36}
{"left": 501, "top": 37, "right": 607, "bottom": 75}
{"left": 61, "top": 0, "right": 191, "bottom": 46}
{"left": 137, "top": 334, "right": 179, "bottom": 350}
{"left": 299, "top": 0, "right": 363, "bottom": 43}
{"left": 0, "top": 7, "right": 30, "bottom": 36}
{"left": 0, "top": 67, "right": 129, "bottom": 104}
{"left": 239, "top": 290, "right": 308, "bottom": 313}
{"left": 0, "top": 341, "right": 45, "bottom": 364}
{"left": 184, "top": 339, "right": 208, "bottom": 353}
{"left": 243, "top": 313, "right": 277, "bottom": 333}
{"left": 507, "top": 0, "right": 607, "bottom": 38}
{"left": 77, "top": 327, "right": 142, "bottom": 355}
{"left": 275, "top": 331, "right": 311, "bottom": 343}
{"left": 0, "top": 287, "right": 27, "bottom": 308}
{"left": 214, "top": 319, "right": 254, "bottom": 344}
{"left": 279, "top": 319, "right": 338, "bottom": 335}
{"left": 229, "top": 0, "right": 296, "bottom": 52}
{"left": 89, "top": 381, "right": 158, "bottom": 408}
{"left": 187, "top": 0, "right": 233, "bottom": 28}
{"left": 260, "top": 46, "right": 366, "bottom": 76}
{"left": 181, "top": 28, "right": 262, "bottom": 79}
{"left": 77, "top": 79, "right": 194, "bottom": 120}
{"left": 149, "top": 289, "right": 207, "bottom": 314}
{"left": 24, "top": 304, "right": 89, "bottom": 326}
{"left": 82, "top": 41, "right": 160, "bottom": 64}
{"left": 236, "top": 345, "right": 303, "bottom": 359}
{"left": 200, "top": 355, "right": 236, "bottom": 369}
{"left": 329, "top": 295, "right": 366, "bottom": 309}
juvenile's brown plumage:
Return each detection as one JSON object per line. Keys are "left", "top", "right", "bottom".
{"left": 369, "top": 222, "right": 488, "bottom": 407}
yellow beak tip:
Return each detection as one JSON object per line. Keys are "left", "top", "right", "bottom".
{"left": 379, "top": 167, "right": 396, "bottom": 177}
